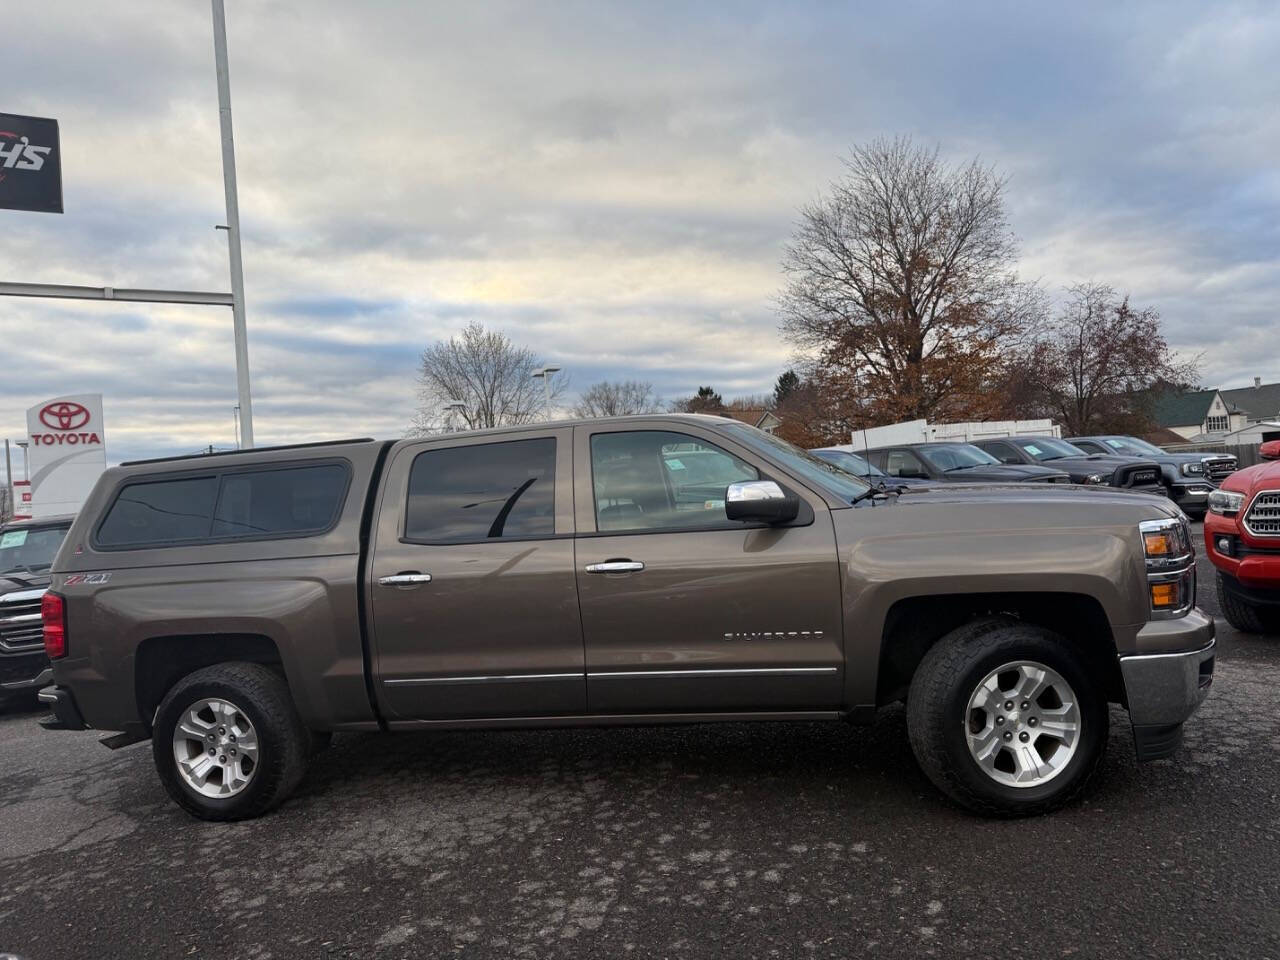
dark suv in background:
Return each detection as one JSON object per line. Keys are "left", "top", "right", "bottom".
{"left": 808, "top": 447, "right": 931, "bottom": 489}
{"left": 972, "top": 436, "right": 1164, "bottom": 493}
{"left": 0, "top": 515, "right": 73, "bottom": 708}
{"left": 863, "top": 442, "right": 1071, "bottom": 484}
{"left": 1068, "top": 436, "right": 1236, "bottom": 517}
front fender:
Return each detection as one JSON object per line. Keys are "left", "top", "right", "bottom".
{"left": 835, "top": 518, "right": 1148, "bottom": 709}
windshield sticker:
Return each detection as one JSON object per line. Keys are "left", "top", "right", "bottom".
{"left": 1024, "top": 444, "right": 1042, "bottom": 456}
{"left": 0, "top": 530, "right": 28, "bottom": 548}
{"left": 664, "top": 458, "right": 686, "bottom": 470}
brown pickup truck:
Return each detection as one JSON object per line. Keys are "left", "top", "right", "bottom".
{"left": 39, "top": 415, "right": 1215, "bottom": 820}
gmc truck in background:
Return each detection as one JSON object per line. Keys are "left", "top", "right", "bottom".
{"left": 40, "top": 416, "right": 1215, "bottom": 820}
{"left": 0, "top": 515, "right": 73, "bottom": 707}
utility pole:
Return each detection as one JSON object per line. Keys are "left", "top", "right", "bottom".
{"left": 532, "top": 365, "right": 561, "bottom": 420}
{"left": 4, "top": 440, "right": 12, "bottom": 520}
{"left": 212, "top": 0, "right": 255, "bottom": 448}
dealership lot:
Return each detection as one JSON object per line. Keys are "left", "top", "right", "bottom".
{"left": 1, "top": 526, "right": 1278, "bottom": 960}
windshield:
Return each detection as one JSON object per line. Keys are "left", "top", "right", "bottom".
{"left": 1015, "top": 437, "right": 1088, "bottom": 461}
{"left": 0, "top": 524, "right": 71, "bottom": 575}
{"left": 722, "top": 425, "right": 872, "bottom": 502}
{"left": 810, "top": 449, "right": 885, "bottom": 478}
{"left": 918, "top": 444, "right": 1001, "bottom": 471}
{"left": 1102, "top": 437, "right": 1164, "bottom": 456}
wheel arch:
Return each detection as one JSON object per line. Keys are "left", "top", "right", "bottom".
{"left": 874, "top": 591, "right": 1126, "bottom": 709}
{"left": 134, "top": 634, "right": 289, "bottom": 731}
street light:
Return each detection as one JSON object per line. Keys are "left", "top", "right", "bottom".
{"left": 443, "top": 399, "right": 467, "bottom": 433}
{"left": 531, "top": 365, "right": 561, "bottom": 420}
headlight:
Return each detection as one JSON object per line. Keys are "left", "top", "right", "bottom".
{"left": 1140, "top": 517, "right": 1192, "bottom": 564}
{"left": 1208, "top": 489, "right": 1245, "bottom": 515}
{"left": 1084, "top": 473, "right": 1106, "bottom": 485}
{"left": 1181, "top": 462, "right": 1205, "bottom": 476}
{"left": 1138, "top": 518, "right": 1195, "bottom": 619}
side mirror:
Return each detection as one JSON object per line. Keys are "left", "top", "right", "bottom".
{"left": 1261, "top": 440, "right": 1280, "bottom": 461}
{"left": 725, "top": 480, "right": 799, "bottom": 524}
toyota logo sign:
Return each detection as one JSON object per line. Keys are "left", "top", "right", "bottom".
{"left": 39, "top": 401, "right": 91, "bottom": 431}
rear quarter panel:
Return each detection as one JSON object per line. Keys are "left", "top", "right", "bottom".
{"left": 49, "top": 442, "right": 385, "bottom": 732}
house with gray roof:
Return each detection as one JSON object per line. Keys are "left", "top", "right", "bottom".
{"left": 1221, "top": 378, "right": 1280, "bottom": 425}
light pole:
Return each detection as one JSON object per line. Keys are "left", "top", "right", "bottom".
{"left": 444, "top": 399, "right": 467, "bottom": 433}
{"left": 212, "top": 0, "right": 255, "bottom": 447}
{"left": 531, "top": 365, "right": 561, "bottom": 420}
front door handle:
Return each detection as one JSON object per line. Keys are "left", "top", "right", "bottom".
{"left": 584, "top": 561, "right": 645, "bottom": 574}
{"left": 378, "top": 573, "right": 433, "bottom": 586}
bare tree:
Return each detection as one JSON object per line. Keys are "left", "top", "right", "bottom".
{"left": 572, "top": 380, "right": 662, "bottom": 418}
{"left": 779, "top": 136, "right": 1041, "bottom": 425}
{"left": 1005, "top": 283, "right": 1199, "bottom": 435}
{"left": 412, "top": 322, "right": 566, "bottom": 433}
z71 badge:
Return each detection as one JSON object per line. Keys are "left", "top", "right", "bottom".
{"left": 63, "top": 573, "right": 111, "bottom": 586}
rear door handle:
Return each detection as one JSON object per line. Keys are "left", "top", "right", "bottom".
{"left": 378, "top": 573, "right": 433, "bottom": 586}
{"left": 584, "top": 561, "right": 645, "bottom": 574}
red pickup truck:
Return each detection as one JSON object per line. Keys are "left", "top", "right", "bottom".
{"left": 1205, "top": 440, "right": 1280, "bottom": 632}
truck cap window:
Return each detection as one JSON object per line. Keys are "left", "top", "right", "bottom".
{"left": 212, "top": 464, "right": 349, "bottom": 537}
{"left": 590, "top": 431, "right": 758, "bottom": 532}
{"left": 406, "top": 438, "right": 556, "bottom": 542}
{"left": 97, "top": 463, "right": 350, "bottom": 548}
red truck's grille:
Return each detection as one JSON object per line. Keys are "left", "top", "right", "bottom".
{"left": 1244, "top": 491, "right": 1280, "bottom": 537}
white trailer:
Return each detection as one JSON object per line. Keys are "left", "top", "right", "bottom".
{"left": 841, "top": 418, "right": 1060, "bottom": 454}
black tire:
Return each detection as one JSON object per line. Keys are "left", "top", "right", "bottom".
{"left": 906, "top": 618, "right": 1108, "bottom": 818}
{"left": 1216, "top": 573, "right": 1270, "bottom": 634}
{"left": 152, "top": 662, "right": 311, "bottom": 821}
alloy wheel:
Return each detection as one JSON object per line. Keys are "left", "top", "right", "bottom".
{"left": 964, "top": 660, "right": 1081, "bottom": 788}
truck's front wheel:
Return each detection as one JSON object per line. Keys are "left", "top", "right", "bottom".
{"left": 152, "top": 662, "right": 311, "bottom": 821}
{"left": 906, "top": 619, "right": 1108, "bottom": 817}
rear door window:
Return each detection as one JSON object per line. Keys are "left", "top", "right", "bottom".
{"left": 405, "top": 438, "right": 556, "bottom": 542}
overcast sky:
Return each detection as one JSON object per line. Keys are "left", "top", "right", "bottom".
{"left": 3, "top": 1, "right": 1278, "bottom": 463}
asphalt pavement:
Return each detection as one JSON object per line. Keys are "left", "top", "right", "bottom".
{"left": 2, "top": 524, "right": 1278, "bottom": 959}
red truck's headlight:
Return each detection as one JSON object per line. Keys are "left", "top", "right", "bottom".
{"left": 42, "top": 592, "right": 67, "bottom": 659}
{"left": 1208, "top": 490, "right": 1245, "bottom": 516}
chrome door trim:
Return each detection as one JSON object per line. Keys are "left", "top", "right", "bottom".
{"left": 377, "top": 573, "right": 433, "bottom": 585}
{"left": 588, "top": 666, "right": 838, "bottom": 679}
{"left": 384, "top": 672, "right": 582, "bottom": 686}
{"left": 584, "top": 561, "right": 645, "bottom": 574}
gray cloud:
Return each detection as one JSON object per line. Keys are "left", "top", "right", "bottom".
{"left": 2, "top": 0, "right": 1278, "bottom": 463}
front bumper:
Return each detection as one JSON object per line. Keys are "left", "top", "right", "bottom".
{"left": 1170, "top": 483, "right": 1215, "bottom": 512}
{"left": 1119, "top": 608, "right": 1215, "bottom": 760}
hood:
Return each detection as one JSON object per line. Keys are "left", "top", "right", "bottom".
{"left": 890, "top": 482, "right": 1182, "bottom": 516}
{"left": 0, "top": 569, "right": 52, "bottom": 595}
{"left": 936, "top": 463, "right": 1069, "bottom": 483}
{"left": 1221, "top": 459, "right": 1280, "bottom": 497}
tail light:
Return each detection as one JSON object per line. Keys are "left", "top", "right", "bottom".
{"left": 42, "top": 592, "right": 67, "bottom": 659}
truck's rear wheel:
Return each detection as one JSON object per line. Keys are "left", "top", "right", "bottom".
{"left": 906, "top": 619, "right": 1108, "bottom": 817}
{"left": 1216, "top": 573, "right": 1271, "bottom": 634}
{"left": 152, "top": 662, "right": 311, "bottom": 821}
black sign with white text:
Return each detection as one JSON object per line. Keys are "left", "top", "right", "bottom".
{"left": 0, "top": 112, "right": 62, "bottom": 213}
